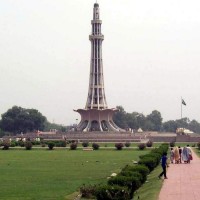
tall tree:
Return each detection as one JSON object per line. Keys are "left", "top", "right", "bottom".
{"left": 0, "top": 106, "right": 47, "bottom": 134}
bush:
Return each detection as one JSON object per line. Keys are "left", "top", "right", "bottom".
{"left": 197, "top": 142, "right": 200, "bottom": 150}
{"left": 169, "top": 141, "right": 175, "bottom": 147}
{"left": 95, "top": 185, "right": 130, "bottom": 200}
{"left": 138, "top": 143, "right": 146, "bottom": 150}
{"left": 25, "top": 141, "right": 33, "bottom": 150}
{"left": 48, "top": 142, "right": 55, "bottom": 150}
{"left": 115, "top": 143, "right": 124, "bottom": 150}
{"left": 82, "top": 141, "right": 89, "bottom": 147}
{"left": 80, "top": 184, "right": 97, "bottom": 198}
{"left": 125, "top": 142, "right": 131, "bottom": 147}
{"left": 70, "top": 143, "right": 77, "bottom": 150}
{"left": 2, "top": 140, "right": 10, "bottom": 150}
{"left": 10, "top": 141, "right": 17, "bottom": 147}
{"left": 138, "top": 156, "right": 157, "bottom": 171}
{"left": 122, "top": 165, "right": 149, "bottom": 184}
{"left": 55, "top": 141, "right": 67, "bottom": 147}
{"left": 18, "top": 141, "right": 25, "bottom": 147}
{"left": 41, "top": 143, "right": 46, "bottom": 147}
{"left": 92, "top": 143, "right": 99, "bottom": 150}
{"left": 108, "top": 175, "right": 141, "bottom": 199}
{"left": 146, "top": 140, "right": 153, "bottom": 147}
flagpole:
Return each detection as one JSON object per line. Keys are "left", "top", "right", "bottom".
{"left": 181, "top": 97, "right": 182, "bottom": 119}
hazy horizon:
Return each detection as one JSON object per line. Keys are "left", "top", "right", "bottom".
{"left": 1, "top": 0, "right": 200, "bottom": 125}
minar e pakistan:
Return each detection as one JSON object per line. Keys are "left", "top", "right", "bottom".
{"left": 74, "top": 2, "right": 124, "bottom": 132}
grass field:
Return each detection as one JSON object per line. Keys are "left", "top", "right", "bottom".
{"left": 0, "top": 149, "right": 149, "bottom": 200}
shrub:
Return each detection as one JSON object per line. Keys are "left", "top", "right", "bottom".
{"left": 10, "top": 141, "right": 16, "bottom": 147}
{"left": 2, "top": 140, "right": 10, "bottom": 150}
{"left": 70, "top": 143, "right": 77, "bottom": 150}
{"left": 138, "top": 156, "right": 157, "bottom": 171}
{"left": 115, "top": 143, "right": 124, "bottom": 150}
{"left": 55, "top": 141, "right": 67, "bottom": 147}
{"left": 122, "top": 165, "right": 149, "bottom": 184}
{"left": 138, "top": 143, "right": 146, "bottom": 150}
{"left": 80, "top": 184, "right": 97, "bottom": 198}
{"left": 41, "top": 143, "right": 46, "bottom": 147}
{"left": 48, "top": 142, "right": 55, "bottom": 150}
{"left": 82, "top": 141, "right": 89, "bottom": 147}
{"left": 125, "top": 142, "right": 131, "bottom": 147}
{"left": 169, "top": 141, "right": 175, "bottom": 147}
{"left": 197, "top": 142, "right": 200, "bottom": 150}
{"left": 25, "top": 141, "right": 33, "bottom": 150}
{"left": 95, "top": 185, "right": 130, "bottom": 200}
{"left": 146, "top": 140, "right": 153, "bottom": 147}
{"left": 108, "top": 175, "right": 141, "bottom": 199}
{"left": 92, "top": 143, "right": 99, "bottom": 150}
{"left": 18, "top": 141, "right": 25, "bottom": 147}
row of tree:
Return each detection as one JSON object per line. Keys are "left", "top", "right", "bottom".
{"left": 1, "top": 105, "right": 200, "bottom": 136}
{"left": 113, "top": 106, "right": 200, "bottom": 133}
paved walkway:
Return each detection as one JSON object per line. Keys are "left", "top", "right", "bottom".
{"left": 159, "top": 149, "right": 200, "bottom": 200}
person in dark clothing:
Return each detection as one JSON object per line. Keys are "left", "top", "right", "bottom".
{"left": 158, "top": 152, "right": 168, "bottom": 179}
{"left": 178, "top": 146, "right": 182, "bottom": 163}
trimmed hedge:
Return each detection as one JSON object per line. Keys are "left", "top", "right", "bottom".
{"left": 95, "top": 185, "right": 130, "bottom": 200}
{"left": 82, "top": 143, "right": 169, "bottom": 199}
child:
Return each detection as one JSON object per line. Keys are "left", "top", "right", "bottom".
{"left": 158, "top": 152, "right": 168, "bottom": 179}
{"left": 170, "top": 147, "right": 174, "bottom": 163}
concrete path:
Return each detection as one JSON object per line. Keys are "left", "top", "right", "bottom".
{"left": 159, "top": 149, "right": 200, "bottom": 200}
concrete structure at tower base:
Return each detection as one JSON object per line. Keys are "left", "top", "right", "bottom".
{"left": 74, "top": 108, "right": 124, "bottom": 132}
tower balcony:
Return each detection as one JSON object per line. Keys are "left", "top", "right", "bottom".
{"left": 91, "top": 20, "right": 102, "bottom": 24}
{"left": 89, "top": 35, "right": 104, "bottom": 40}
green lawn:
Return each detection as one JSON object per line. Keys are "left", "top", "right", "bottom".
{"left": 0, "top": 149, "right": 148, "bottom": 200}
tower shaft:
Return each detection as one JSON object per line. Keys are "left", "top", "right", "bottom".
{"left": 86, "top": 3, "right": 107, "bottom": 109}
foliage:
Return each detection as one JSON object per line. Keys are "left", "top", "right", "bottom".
{"left": 43, "top": 121, "right": 66, "bottom": 132}
{"left": 146, "top": 140, "right": 153, "bottom": 147}
{"left": 169, "top": 141, "right": 175, "bottom": 147}
{"left": 138, "top": 143, "right": 146, "bottom": 150}
{"left": 115, "top": 143, "right": 124, "bottom": 150}
{"left": 113, "top": 106, "right": 200, "bottom": 133}
{"left": 125, "top": 142, "right": 131, "bottom": 147}
{"left": 0, "top": 106, "right": 47, "bottom": 134}
{"left": 108, "top": 175, "right": 141, "bottom": 199}
{"left": 80, "top": 184, "right": 97, "bottom": 198}
{"left": 2, "top": 140, "right": 10, "bottom": 150}
{"left": 121, "top": 165, "right": 149, "bottom": 184}
{"left": 82, "top": 141, "right": 89, "bottom": 147}
{"left": 92, "top": 143, "right": 100, "bottom": 150}
{"left": 70, "top": 143, "right": 77, "bottom": 150}
{"left": 25, "top": 141, "right": 33, "bottom": 150}
{"left": 95, "top": 185, "right": 130, "bottom": 200}
{"left": 48, "top": 142, "right": 55, "bottom": 150}
{"left": 197, "top": 142, "right": 200, "bottom": 150}
{"left": 54, "top": 141, "right": 67, "bottom": 147}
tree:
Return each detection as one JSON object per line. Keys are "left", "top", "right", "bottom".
{"left": 0, "top": 106, "right": 47, "bottom": 134}
{"left": 146, "top": 110, "right": 162, "bottom": 131}
{"left": 162, "top": 120, "right": 178, "bottom": 132}
{"left": 113, "top": 106, "right": 128, "bottom": 129}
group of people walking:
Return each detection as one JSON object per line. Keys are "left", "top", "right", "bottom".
{"left": 159, "top": 145, "right": 193, "bottom": 179}
{"left": 170, "top": 145, "right": 193, "bottom": 164}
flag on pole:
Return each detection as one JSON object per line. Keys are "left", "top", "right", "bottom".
{"left": 182, "top": 99, "right": 186, "bottom": 106}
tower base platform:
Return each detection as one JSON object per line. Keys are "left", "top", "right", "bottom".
{"left": 74, "top": 108, "right": 125, "bottom": 132}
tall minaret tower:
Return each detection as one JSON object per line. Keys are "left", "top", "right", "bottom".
{"left": 74, "top": 3, "right": 124, "bottom": 132}
{"left": 86, "top": 3, "right": 107, "bottom": 109}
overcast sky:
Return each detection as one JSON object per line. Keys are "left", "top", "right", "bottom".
{"left": 1, "top": 0, "right": 200, "bottom": 125}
